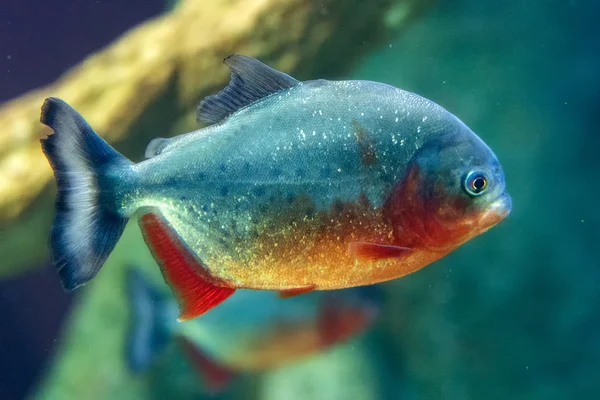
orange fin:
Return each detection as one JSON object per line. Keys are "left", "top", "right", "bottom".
{"left": 348, "top": 242, "right": 412, "bottom": 262}
{"left": 278, "top": 285, "right": 317, "bottom": 298}
{"left": 176, "top": 336, "right": 234, "bottom": 393}
{"left": 139, "top": 212, "right": 235, "bottom": 321}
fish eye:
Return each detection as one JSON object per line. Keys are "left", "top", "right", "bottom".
{"left": 463, "top": 171, "right": 488, "bottom": 196}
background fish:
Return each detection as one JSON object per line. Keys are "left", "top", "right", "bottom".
{"left": 40, "top": 55, "right": 511, "bottom": 320}
{"left": 125, "top": 266, "right": 382, "bottom": 392}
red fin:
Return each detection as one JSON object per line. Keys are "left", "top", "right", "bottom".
{"left": 348, "top": 242, "right": 411, "bottom": 262}
{"left": 318, "top": 296, "right": 372, "bottom": 347}
{"left": 139, "top": 212, "right": 235, "bottom": 321}
{"left": 176, "top": 336, "right": 234, "bottom": 393}
{"left": 278, "top": 285, "right": 317, "bottom": 298}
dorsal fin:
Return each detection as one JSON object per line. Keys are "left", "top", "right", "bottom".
{"left": 144, "top": 137, "right": 170, "bottom": 159}
{"left": 196, "top": 55, "right": 300, "bottom": 124}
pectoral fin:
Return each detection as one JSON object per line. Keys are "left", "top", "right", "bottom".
{"left": 139, "top": 212, "right": 235, "bottom": 321}
{"left": 348, "top": 242, "right": 412, "bottom": 262}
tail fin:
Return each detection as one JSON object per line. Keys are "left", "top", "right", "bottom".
{"left": 40, "top": 97, "right": 131, "bottom": 290}
{"left": 125, "top": 266, "right": 173, "bottom": 373}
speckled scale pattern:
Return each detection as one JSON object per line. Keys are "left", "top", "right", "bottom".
{"left": 114, "top": 80, "right": 462, "bottom": 289}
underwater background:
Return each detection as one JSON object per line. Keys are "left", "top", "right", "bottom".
{"left": 0, "top": 0, "right": 598, "bottom": 399}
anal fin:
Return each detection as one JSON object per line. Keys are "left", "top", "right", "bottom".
{"left": 278, "top": 285, "right": 316, "bottom": 299}
{"left": 318, "top": 295, "right": 376, "bottom": 347}
{"left": 176, "top": 336, "right": 235, "bottom": 393}
{"left": 139, "top": 212, "right": 235, "bottom": 321}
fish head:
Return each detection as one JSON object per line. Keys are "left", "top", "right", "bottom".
{"left": 384, "top": 123, "right": 511, "bottom": 253}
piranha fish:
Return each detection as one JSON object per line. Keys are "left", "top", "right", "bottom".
{"left": 125, "top": 266, "right": 382, "bottom": 392}
{"left": 40, "top": 55, "right": 511, "bottom": 320}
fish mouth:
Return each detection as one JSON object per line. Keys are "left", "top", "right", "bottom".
{"left": 478, "top": 193, "right": 512, "bottom": 228}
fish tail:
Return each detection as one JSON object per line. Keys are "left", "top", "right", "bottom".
{"left": 125, "top": 266, "right": 173, "bottom": 373}
{"left": 40, "top": 97, "right": 133, "bottom": 290}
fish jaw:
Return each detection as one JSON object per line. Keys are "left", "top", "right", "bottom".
{"left": 477, "top": 193, "right": 512, "bottom": 231}
{"left": 432, "top": 192, "right": 512, "bottom": 256}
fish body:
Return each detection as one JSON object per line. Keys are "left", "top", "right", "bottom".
{"left": 127, "top": 80, "right": 458, "bottom": 289}
{"left": 126, "top": 267, "right": 381, "bottom": 390}
{"left": 40, "top": 55, "right": 511, "bottom": 320}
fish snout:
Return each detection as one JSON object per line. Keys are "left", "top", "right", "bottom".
{"left": 479, "top": 193, "right": 512, "bottom": 228}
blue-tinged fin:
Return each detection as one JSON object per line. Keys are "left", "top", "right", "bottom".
{"left": 40, "top": 97, "right": 131, "bottom": 290}
{"left": 196, "top": 54, "right": 300, "bottom": 124}
{"left": 125, "top": 266, "right": 172, "bottom": 373}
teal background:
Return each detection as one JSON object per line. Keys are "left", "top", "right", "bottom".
{"left": 353, "top": 1, "right": 599, "bottom": 398}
